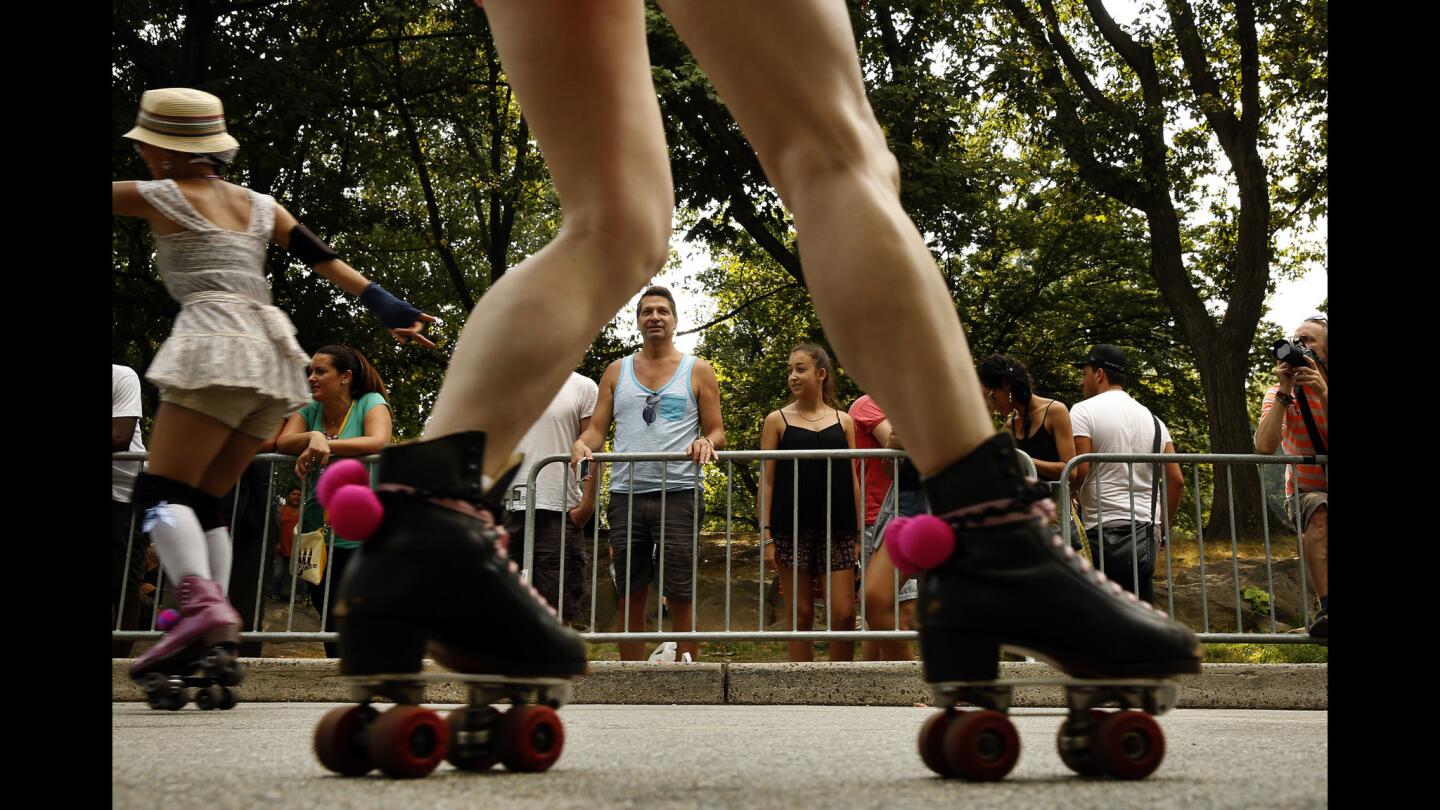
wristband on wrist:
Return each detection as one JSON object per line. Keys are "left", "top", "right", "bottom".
{"left": 1275, "top": 391, "right": 1295, "bottom": 406}
{"left": 360, "top": 282, "right": 424, "bottom": 329}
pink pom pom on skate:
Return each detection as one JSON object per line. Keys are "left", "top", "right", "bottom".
{"left": 881, "top": 516, "right": 917, "bottom": 572}
{"left": 316, "top": 459, "right": 370, "bottom": 508}
{"left": 156, "top": 608, "right": 180, "bottom": 631}
{"left": 328, "top": 483, "right": 384, "bottom": 541}
{"left": 889, "top": 514, "right": 954, "bottom": 574}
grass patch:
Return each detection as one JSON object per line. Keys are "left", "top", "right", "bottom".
{"left": 584, "top": 639, "right": 916, "bottom": 663}
{"left": 1202, "top": 643, "right": 1328, "bottom": 664}
{"left": 586, "top": 640, "right": 1327, "bottom": 665}
{"left": 1162, "top": 532, "right": 1301, "bottom": 566}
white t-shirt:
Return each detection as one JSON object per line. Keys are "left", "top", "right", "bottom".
{"left": 112, "top": 364, "right": 147, "bottom": 503}
{"left": 511, "top": 373, "right": 599, "bottom": 512}
{"left": 1069, "top": 389, "right": 1172, "bottom": 530}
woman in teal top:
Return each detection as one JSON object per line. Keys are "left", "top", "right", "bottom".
{"left": 277, "top": 344, "right": 392, "bottom": 655}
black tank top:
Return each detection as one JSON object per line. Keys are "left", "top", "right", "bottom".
{"left": 1013, "top": 400, "right": 1061, "bottom": 466}
{"left": 770, "top": 410, "right": 858, "bottom": 534}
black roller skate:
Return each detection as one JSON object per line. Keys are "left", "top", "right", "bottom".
{"left": 310, "top": 432, "right": 587, "bottom": 779}
{"left": 885, "top": 433, "right": 1201, "bottom": 781}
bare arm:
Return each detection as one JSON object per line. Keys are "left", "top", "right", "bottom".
{"left": 112, "top": 181, "right": 153, "bottom": 218}
{"left": 686, "top": 358, "right": 726, "bottom": 464}
{"left": 276, "top": 411, "right": 317, "bottom": 455}
{"left": 1071, "top": 435, "right": 1093, "bottom": 490}
{"left": 1162, "top": 444, "right": 1184, "bottom": 527}
{"left": 569, "top": 415, "right": 600, "bottom": 527}
{"left": 327, "top": 404, "right": 393, "bottom": 457}
{"left": 1034, "top": 402, "right": 1077, "bottom": 481}
{"left": 572, "top": 362, "right": 618, "bottom": 473}
{"left": 272, "top": 204, "right": 436, "bottom": 348}
{"left": 112, "top": 416, "right": 138, "bottom": 453}
{"left": 871, "top": 417, "right": 899, "bottom": 484}
{"left": 760, "top": 411, "right": 783, "bottom": 565}
{"left": 842, "top": 413, "right": 865, "bottom": 535}
{"left": 1254, "top": 368, "right": 1293, "bottom": 454}
{"left": 277, "top": 410, "right": 327, "bottom": 479}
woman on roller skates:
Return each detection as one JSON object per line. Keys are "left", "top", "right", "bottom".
{"left": 113, "top": 87, "right": 435, "bottom": 709}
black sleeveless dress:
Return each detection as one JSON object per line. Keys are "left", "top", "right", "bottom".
{"left": 1012, "top": 400, "right": 1084, "bottom": 551}
{"left": 769, "top": 410, "right": 859, "bottom": 573}
{"left": 1014, "top": 401, "right": 1061, "bottom": 477}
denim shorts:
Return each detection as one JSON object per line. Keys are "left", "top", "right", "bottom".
{"left": 863, "top": 512, "right": 919, "bottom": 602}
{"left": 504, "top": 509, "right": 590, "bottom": 624}
{"left": 607, "top": 489, "right": 703, "bottom": 600}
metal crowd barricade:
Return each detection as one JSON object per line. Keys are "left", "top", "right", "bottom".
{"left": 1059, "top": 452, "right": 1327, "bottom": 644}
{"left": 112, "top": 448, "right": 1326, "bottom": 650}
{"left": 111, "top": 451, "right": 381, "bottom": 645}
{"left": 519, "top": 449, "right": 915, "bottom": 644}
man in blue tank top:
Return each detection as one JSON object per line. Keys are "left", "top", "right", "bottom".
{"left": 571, "top": 286, "right": 726, "bottom": 662}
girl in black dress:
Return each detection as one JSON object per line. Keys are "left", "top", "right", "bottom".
{"left": 978, "top": 354, "right": 1083, "bottom": 551}
{"left": 759, "top": 344, "right": 865, "bottom": 661}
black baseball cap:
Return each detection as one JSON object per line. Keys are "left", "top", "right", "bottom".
{"left": 1071, "top": 344, "right": 1128, "bottom": 374}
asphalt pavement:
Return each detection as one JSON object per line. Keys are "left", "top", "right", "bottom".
{"left": 112, "top": 703, "right": 1326, "bottom": 809}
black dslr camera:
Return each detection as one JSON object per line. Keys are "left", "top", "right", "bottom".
{"left": 1270, "top": 338, "right": 1317, "bottom": 368}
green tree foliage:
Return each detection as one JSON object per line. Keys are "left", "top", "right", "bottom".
{"left": 114, "top": 2, "right": 1323, "bottom": 540}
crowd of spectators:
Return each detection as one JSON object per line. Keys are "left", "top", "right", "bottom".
{"left": 112, "top": 294, "right": 1331, "bottom": 656}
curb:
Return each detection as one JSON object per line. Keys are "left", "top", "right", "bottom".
{"left": 114, "top": 660, "right": 1325, "bottom": 709}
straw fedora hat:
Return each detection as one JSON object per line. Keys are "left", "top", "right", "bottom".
{"left": 123, "top": 88, "right": 240, "bottom": 154}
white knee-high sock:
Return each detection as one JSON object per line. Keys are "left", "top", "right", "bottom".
{"left": 205, "top": 527, "right": 233, "bottom": 596}
{"left": 143, "top": 502, "right": 210, "bottom": 587}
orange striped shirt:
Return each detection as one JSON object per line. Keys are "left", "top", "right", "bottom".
{"left": 1261, "top": 384, "right": 1328, "bottom": 495}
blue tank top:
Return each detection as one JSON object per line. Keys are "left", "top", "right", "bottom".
{"left": 610, "top": 353, "right": 701, "bottom": 493}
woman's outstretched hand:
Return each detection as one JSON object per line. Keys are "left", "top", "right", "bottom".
{"left": 390, "top": 312, "right": 439, "bottom": 349}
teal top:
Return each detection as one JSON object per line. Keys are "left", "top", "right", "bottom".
{"left": 298, "top": 391, "right": 389, "bottom": 550}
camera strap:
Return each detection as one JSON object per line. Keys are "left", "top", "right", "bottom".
{"left": 1293, "top": 387, "right": 1327, "bottom": 457}
{"left": 1296, "top": 383, "right": 1324, "bottom": 484}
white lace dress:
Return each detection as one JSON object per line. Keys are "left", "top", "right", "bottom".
{"left": 136, "top": 179, "right": 310, "bottom": 411}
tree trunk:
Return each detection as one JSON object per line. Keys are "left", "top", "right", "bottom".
{"left": 1193, "top": 339, "right": 1266, "bottom": 537}
{"left": 1145, "top": 206, "right": 1264, "bottom": 537}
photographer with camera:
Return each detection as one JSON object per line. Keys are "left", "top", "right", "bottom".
{"left": 1255, "top": 315, "right": 1328, "bottom": 639}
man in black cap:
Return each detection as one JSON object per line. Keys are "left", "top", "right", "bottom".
{"left": 1068, "top": 345, "right": 1185, "bottom": 602}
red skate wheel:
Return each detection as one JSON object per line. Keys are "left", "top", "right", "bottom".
{"left": 369, "top": 705, "right": 449, "bottom": 779}
{"left": 445, "top": 706, "right": 500, "bottom": 771}
{"left": 1093, "top": 710, "right": 1165, "bottom": 780}
{"left": 496, "top": 705, "right": 565, "bottom": 772}
{"left": 943, "top": 709, "right": 1020, "bottom": 781}
{"left": 314, "top": 705, "right": 376, "bottom": 777}
{"left": 917, "top": 710, "right": 960, "bottom": 776}
{"left": 1056, "top": 709, "right": 1109, "bottom": 776}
